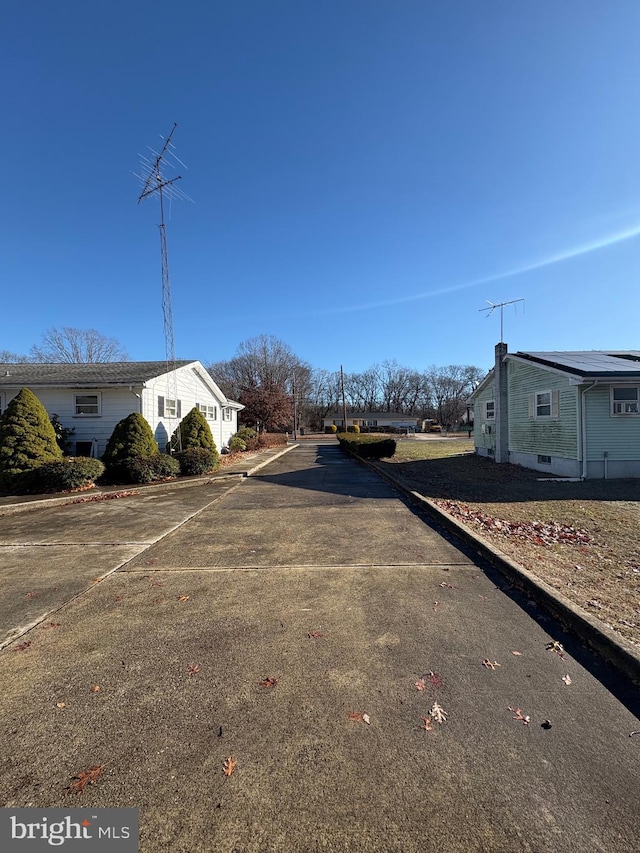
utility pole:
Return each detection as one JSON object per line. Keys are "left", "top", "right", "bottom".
{"left": 340, "top": 365, "right": 347, "bottom": 432}
{"left": 135, "top": 123, "right": 192, "bottom": 451}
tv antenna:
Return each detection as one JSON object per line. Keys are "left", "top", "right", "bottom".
{"left": 135, "top": 123, "right": 193, "bottom": 449}
{"left": 479, "top": 297, "right": 524, "bottom": 342}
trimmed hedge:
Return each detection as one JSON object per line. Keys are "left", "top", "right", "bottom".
{"left": 174, "top": 447, "right": 220, "bottom": 476}
{"left": 337, "top": 434, "right": 397, "bottom": 460}
{"left": 103, "top": 413, "right": 159, "bottom": 468}
{"left": 325, "top": 424, "right": 338, "bottom": 434}
{"left": 228, "top": 436, "right": 247, "bottom": 453}
{"left": 7, "top": 457, "right": 105, "bottom": 494}
{"left": 116, "top": 454, "right": 180, "bottom": 484}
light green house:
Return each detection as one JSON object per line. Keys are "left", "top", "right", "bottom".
{"left": 471, "top": 345, "right": 640, "bottom": 479}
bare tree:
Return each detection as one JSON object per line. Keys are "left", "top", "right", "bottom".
{"left": 0, "top": 349, "right": 31, "bottom": 363}
{"left": 426, "top": 365, "right": 484, "bottom": 428}
{"left": 207, "top": 335, "right": 308, "bottom": 431}
{"left": 30, "top": 327, "right": 129, "bottom": 363}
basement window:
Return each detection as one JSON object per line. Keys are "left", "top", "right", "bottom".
{"left": 537, "top": 454, "right": 552, "bottom": 465}
{"left": 611, "top": 387, "right": 639, "bottom": 415}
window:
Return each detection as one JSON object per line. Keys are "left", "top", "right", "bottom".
{"left": 158, "top": 397, "right": 181, "bottom": 418}
{"left": 611, "top": 387, "right": 639, "bottom": 415}
{"left": 74, "top": 393, "right": 100, "bottom": 416}
{"left": 537, "top": 454, "right": 552, "bottom": 465}
{"left": 222, "top": 407, "right": 232, "bottom": 421}
{"left": 365, "top": 419, "right": 377, "bottom": 427}
{"left": 0, "top": 393, "right": 4, "bottom": 416}
{"left": 484, "top": 400, "right": 495, "bottom": 420}
{"left": 197, "top": 403, "right": 217, "bottom": 420}
{"left": 529, "top": 390, "right": 559, "bottom": 419}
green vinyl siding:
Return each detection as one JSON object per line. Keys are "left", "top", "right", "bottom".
{"left": 584, "top": 385, "right": 640, "bottom": 460}
{"left": 507, "top": 361, "right": 579, "bottom": 459}
{"left": 473, "top": 385, "right": 495, "bottom": 450}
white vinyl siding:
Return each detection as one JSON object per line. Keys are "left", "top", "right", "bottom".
{"left": 529, "top": 390, "right": 560, "bottom": 419}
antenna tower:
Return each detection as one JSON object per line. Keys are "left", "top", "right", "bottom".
{"left": 135, "top": 123, "right": 192, "bottom": 450}
{"left": 479, "top": 297, "right": 524, "bottom": 342}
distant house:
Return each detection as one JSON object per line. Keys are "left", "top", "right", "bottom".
{"left": 471, "top": 344, "right": 640, "bottom": 478}
{"left": 0, "top": 361, "right": 243, "bottom": 458}
{"left": 323, "top": 412, "right": 419, "bottom": 432}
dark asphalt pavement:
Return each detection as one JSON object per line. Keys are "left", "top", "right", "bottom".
{"left": 0, "top": 442, "right": 638, "bottom": 852}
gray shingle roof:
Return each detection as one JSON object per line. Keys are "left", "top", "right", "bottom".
{"left": 0, "top": 361, "right": 194, "bottom": 387}
{"left": 514, "top": 351, "right": 640, "bottom": 377}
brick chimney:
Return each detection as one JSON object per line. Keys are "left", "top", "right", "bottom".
{"left": 494, "top": 342, "right": 509, "bottom": 463}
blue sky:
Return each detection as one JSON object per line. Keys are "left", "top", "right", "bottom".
{"left": 2, "top": 1, "right": 640, "bottom": 374}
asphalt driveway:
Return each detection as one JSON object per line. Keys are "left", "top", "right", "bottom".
{"left": 0, "top": 443, "right": 638, "bottom": 852}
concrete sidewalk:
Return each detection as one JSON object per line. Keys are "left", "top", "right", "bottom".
{"left": 0, "top": 442, "right": 638, "bottom": 852}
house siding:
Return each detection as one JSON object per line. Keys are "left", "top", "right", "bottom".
{"left": 507, "top": 361, "right": 579, "bottom": 459}
{"left": 584, "top": 385, "right": 640, "bottom": 463}
{"left": 143, "top": 364, "right": 237, "bottom": 452}
{"left": 473, "top": 385, "right": 495, "bottom": 455}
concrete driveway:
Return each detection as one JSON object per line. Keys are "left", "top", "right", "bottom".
{"left": 0, "top": 442, "right": 638, "bottom": 853}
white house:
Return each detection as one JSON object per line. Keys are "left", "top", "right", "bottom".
{"left": 0, "top": 361, "right": 243, "bottom": 458}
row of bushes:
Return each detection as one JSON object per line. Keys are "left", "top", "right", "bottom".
{"left": 0, "top": 388, "right": 227, "bottom": 494}
{"left": 336, "top": 433, "right": 397, "bottom": 460}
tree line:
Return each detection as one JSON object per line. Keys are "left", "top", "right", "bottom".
{"left": 2, "top": 329, "right": 485, "bottom": 432}
{"left": 209, "top": 335, "right": 484, "bottom": 432}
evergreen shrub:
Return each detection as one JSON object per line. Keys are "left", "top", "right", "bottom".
{"left": 102, "top": 413, "right": 159, "bottom": 482}
{"left": 174, "top": 447, "right": 220, "bottom": 476}
{"left": 228, "top": 436, "right": 247, "bottom": 453}
{"left": 121, "top": 454, "right": 180, "bottom": 484}
{"left": 170, "top": 407, "right": 217, "bottom": 453}
{"left": 337, "top": 434, "right": 396, "bottom": 460}
{"left": 325, "top": 424, "right": 338, "bottom": 434}
{"left": 0, "top": 388, "right": 62, "bottom": 487}
{"left": 27, "top": 458, "right": 105, "bottom": 493}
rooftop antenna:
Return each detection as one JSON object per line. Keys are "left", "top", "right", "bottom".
{"left": 479, "top": 297, "right": 524, "bottom": 343}
{"left": 135, "top": 123, "right": 193, "bottom": 450}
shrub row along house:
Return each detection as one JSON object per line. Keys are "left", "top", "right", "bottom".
{"left": 0, "top": 360, "right": 243, "bottom": 458}
{"left": 471, "top": 344, "right": 640, "bottom": 479}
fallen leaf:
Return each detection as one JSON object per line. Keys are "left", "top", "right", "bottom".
{"left": 427, "top": 671, "right": 443, "bottom": 688}
{"left": 433, "top": 600, "right": 439, "bottom": 612}
{"left": 545, "top": 641, "right": 566, "bottom": 659}
{"left": 586, "top": 599, "right": 602, "bottom": 610}
{"left": 42, "top": 622, "right": 61, "bottom": 630}
{"left": 362, "top": 713, "right": 371, "bottom": 725}
{"left": 415, "top": 679, "right": 426, "bottom": 691}
{"left": 562, "top": 675, "right": 572, "bottom": 686}
{"left": 479, "top": 595, "right": 489, "bottom": 602}
{"left": 188, "top": 663, "right": 200, "bottom": 676}
{"left": 177, "top": 595, "right": 190, "bottom": 602}
{"left": 56, "top": 702, "right": 66, "bottom": 709}
{"left": 150, "top": 580, "right": 164, "bottom": 588}
{"left": 25, "top": 591, "right": 39, "bottom": 599}
{"left": 13, "top": 641, "right": 32, "bottom": 652}
{"left": 68, "top": 765, "right": 104, "bottom": 795}
{"left": 347, "top": 712, "right": 364, "bottom": 722}
{"left": 482, "top": 659, "right": 502, "bottom": 670}
{"left": 113, "top": 595, "right": 124, "bottom": 602}
{"left": 258, "top": 676, "right": 278, "bottom": 688}
{"left": 222, "top": 757, "right": 237, "bottom": 777}
{"left": 511, "top": 651, "right": 523, "bottom": 656}
{"left": 307, "top": 631, "right": 323, "bottom": 639}
{"left": 420, "top": 716, "right": 434, "bottom": 731}
{"left": 429, "top": 702, "right": 448, "bottom": 724}
{"left": 90, "top": 685, "right": 101, "bottom": 693}
{"left": 508, "top": 706, "right": 531, "bottom": 726}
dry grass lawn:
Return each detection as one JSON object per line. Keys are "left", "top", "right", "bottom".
{"left": 375, "top": 437, "right": 640, "bottom": 647}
